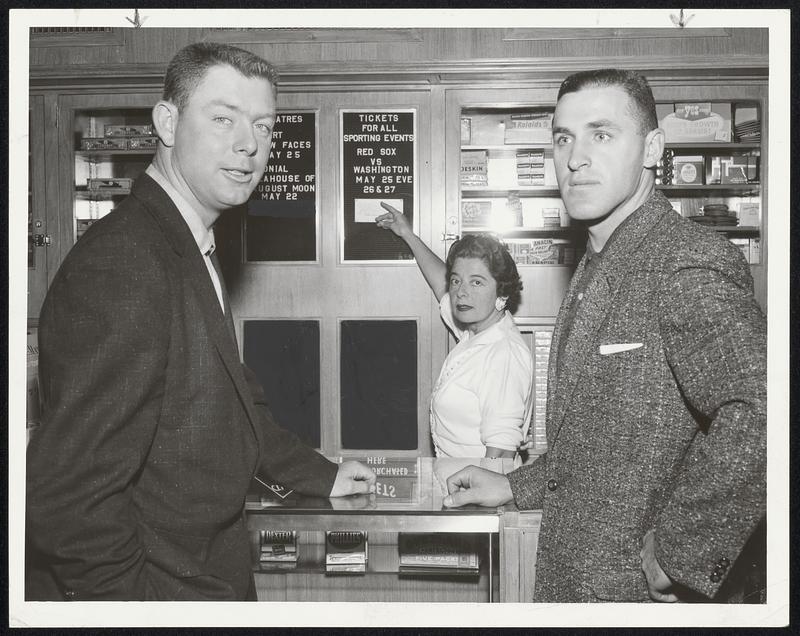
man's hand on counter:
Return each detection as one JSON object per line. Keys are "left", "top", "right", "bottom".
{"left": 443, "top": 465, "right": 514, "bottom": 508}
{"left": 329, "top": 461, "right": 377, "bottom": 497}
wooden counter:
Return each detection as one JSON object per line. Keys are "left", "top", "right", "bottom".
{"left": 245, "top": 457, "right": 542, "bottom": 602}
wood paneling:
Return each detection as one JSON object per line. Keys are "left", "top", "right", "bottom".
{"left": 255, "top": 570, "right": 490, "bottom": 602}
{"left": 500, "top": 510, "right": 542, "bottom": 602}
{"left": 29, "top": 27, "right": 768, "bottom": 81}
{"left": 204, "top": 27, "right": 424, "bottom": 44}
{"left": 503, "top": 27, "right": 734, "bottom": 41}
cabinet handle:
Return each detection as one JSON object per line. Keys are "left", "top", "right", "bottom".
{"left": 440, "top": 233, "right": 460, "bottom": 242}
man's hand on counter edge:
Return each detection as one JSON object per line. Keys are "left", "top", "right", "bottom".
{"left": 443, "top": 465, "right": 514, "bottom": 508}
{"left": 329, "top": 460, "right": 377, "bottom": 497}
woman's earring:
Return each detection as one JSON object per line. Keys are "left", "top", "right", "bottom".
{"left": 495, "top": 297, "right": 507, "bottom": 312}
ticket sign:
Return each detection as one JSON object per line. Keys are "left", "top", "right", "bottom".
{"left": 247, "top": 111, "right": 317, "bottom": 261}
{"left": 375, "top": 476, "right": 418, "bottom": 502}
{"left": 340, "top": 456, "right": 419, "bottom": 477}
{"left": 340, "top": 110, "right": 416, "bottom": 261}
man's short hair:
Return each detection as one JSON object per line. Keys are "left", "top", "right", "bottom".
{"left": 557, "top": 69, "right": 658, "bottom": 136}
{"left": 163, "top": 42, "right": 278, "bottom": 111}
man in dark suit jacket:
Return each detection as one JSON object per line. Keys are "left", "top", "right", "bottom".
{"left": 443, "top": 69, "right": 766, "bottom": 602}
{"left": 26, "top": 42, "right": 375, "bottom": 601}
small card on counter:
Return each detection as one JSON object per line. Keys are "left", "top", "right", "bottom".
{"left": 738, "top": 202, "right": 760, "bottom": 227}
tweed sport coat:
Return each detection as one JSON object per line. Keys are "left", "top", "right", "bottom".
{"left": 507, "top": 191, "right": 767, "bottom": 602}
{"left": 26, "top": 174, "right": 338, "bottom": 601}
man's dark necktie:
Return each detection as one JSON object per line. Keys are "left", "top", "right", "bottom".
{"left": 209, "top": 250, "right": 238, "bottom": 343}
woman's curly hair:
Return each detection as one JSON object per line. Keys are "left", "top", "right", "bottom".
{"left": 444, "top": 234, "right": 523, "bottom": 314}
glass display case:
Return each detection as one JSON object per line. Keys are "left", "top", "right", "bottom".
{"left": 656, "top": 100, "right": 763, "bottom": 265}
{"left": 245, "top": 457, "right": 529, "bottom": 602}
{"left": 458, "top": 100, "right": 764, "bottom": 268}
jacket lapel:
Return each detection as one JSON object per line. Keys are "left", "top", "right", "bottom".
{"left": 131, "top": 175, "right": 262, "bottom": 444}
{"left": 548, "top": 261, "right": 613, "bottom": 444}
{"left": 548, "top": 192, "right": 674, "bottom": 445}
{"left": 546, "top": 256, "right": 583, "bottom": 435}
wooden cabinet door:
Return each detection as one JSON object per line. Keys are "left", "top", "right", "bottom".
{"left": 228, "top": 88, "right": 438, "bottom": 457}
{"left": 27, "top": 95, "right": 48, "bottom": 322}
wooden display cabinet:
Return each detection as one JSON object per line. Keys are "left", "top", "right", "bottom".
{"left": 245, "top": 458, "right": 537, "bottom": 603}
{"left": 448, "top": 85, "right": 768, "bottom": 315}
{"left": 52, "top": 92, "right": 160, "bottom": 277}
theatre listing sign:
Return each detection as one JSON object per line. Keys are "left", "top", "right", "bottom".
{"left": 247, "top": 111, "right": 317, "bottom": 261}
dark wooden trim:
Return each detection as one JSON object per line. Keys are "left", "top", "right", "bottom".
{"left": 202, "top": 27, "right": 424, "bottom": 44}
{"left": 30, "top": 27, "right": 124, "bottom": 48}
{"left": 503, "top": 27, "right": 733, "bottom": 41}
{"left": 29, "top": 55, "right": 768, "bottom": 91}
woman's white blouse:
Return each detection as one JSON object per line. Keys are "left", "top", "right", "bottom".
{"left": 430, "top": 293, "right": 534, "bottom": 458}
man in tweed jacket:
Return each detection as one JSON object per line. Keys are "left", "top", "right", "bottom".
{"left": 444, "top": 69, "right": 766, "bottom": 602}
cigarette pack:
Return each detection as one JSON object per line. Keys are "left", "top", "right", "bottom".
{"left": 672, "top": 156, "right": 704, "bottom": 185}
{"left": 738, "top": 202, "right": 760, "bottom": 227}
{"left": 87, "top": 178, "right": 134, "bottom": 191}
{"left": 516, "top": 150, "right": 545, "bottom": 167}
{"left": 461, "top": 200, "right": 492, "bottom": 228}
{"left": 80, "top": 137, "right": 128, "bottom": 151}
{"left": 127, "top": 136, "right": 159, "bottom": 150}
{"left": 104, "top": 123, "right": 154, "bottom": 137}
{"left": 706, "top": 155, "right": 759, "bottom": 185}
{"left": 460, "top": 150, "right": 488, "bottom": 186}
{"left": 504, "top": 112, "right": 553, "bottom": 145}
{"left": 517, "top": 174, "right": 546, "bottom": 186}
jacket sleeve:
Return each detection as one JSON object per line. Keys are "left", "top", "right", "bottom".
{"left": 244, "top": 364, "right": 339, "bottom": 497}
{"left": 507, "top": 453, "right": 548, "bottom": 510}
{"left": 26, "top": 233, "right": 169, "bottom": 600}
{"left": 653, "top": 247, "right": 767, "bottom": 598}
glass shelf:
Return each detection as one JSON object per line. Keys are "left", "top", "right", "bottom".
{"left": 463, "top": 227, "right": 581, "bottom": 238}
{"left": 76, "top": 149, "right": 155, "bottom": 160}
{"left": 462, "top": 187, "right": 561, "bottom": 197}
{"left": 74, "top": 187, "right": 131, "bottom": 200}
{"left": 665, "top": 142, "right": 760, "bottom": 150}
{"left": 462, "top": 144, "right": 554, "bottom": 151}
{"left": 688, "top": 225, "right": 760, "bottom": 235}
{"left": 657, "top": 184, "right": 760, "bottom": 197}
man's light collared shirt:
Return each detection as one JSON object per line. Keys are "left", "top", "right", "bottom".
{"left": 145, "top": 164, "right": 225, "bottom": 313}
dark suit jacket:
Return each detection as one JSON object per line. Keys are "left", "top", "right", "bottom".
{"left": 508, "top": 192, "right": 767, "bottom": 602}
{"left": 26, "top": 174, "right": 338, "bottom": 600}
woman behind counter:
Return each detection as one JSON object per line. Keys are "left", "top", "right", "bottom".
{"left": 376, "top": 202, "right": 533, "bottom": 459}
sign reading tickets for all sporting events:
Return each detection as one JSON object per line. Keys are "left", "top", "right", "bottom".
{"left": 340, "top": 109, "right": 417, "bottom": 261}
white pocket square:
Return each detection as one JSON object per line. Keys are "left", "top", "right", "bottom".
{"left": 599, "top": 342, "right": 643, "bottom": 355}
